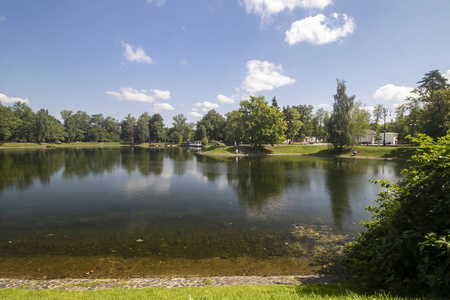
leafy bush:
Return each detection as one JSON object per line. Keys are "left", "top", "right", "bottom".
{"left": 345, "top": 132, "right": 450, "bottom": 296}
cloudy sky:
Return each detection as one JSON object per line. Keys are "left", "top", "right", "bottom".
{"left": 1, "top": 0, "right": 449, "bottom": 124}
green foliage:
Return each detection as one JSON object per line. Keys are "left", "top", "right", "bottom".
{"left": 196, "top": 109, "right": 225, "bottom": 141}
{"left": 283, "top": 107, "right": 303, "bottom": 141}
{"left": 238, "top": 95, "right": 287, "bottom": 146}
{"left": 327, "top": 80, "right": 356, "bottom": 150}
{"left": 0, "top": 103, "right": 22, "bottom": 141}
{"left": 345, "top": 132, "right": 450, "bottom": 296}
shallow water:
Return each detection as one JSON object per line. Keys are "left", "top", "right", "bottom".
{"left": 0, "top": 147, "right": 407, "bottom": 278}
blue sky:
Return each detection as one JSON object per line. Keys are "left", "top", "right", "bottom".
{"left": 1, "top": 0, "right": 449, "bottom": 125}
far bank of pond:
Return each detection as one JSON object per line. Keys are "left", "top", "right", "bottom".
{"left": 1, "top": 142, "right": 417, "bottom": 160}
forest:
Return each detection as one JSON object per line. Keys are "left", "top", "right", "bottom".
{"left": 1, "top": 70, "right": 449, "bottom": 146}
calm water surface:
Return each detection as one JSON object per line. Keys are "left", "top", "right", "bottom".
{"left": 0, "top": 147, "right": 408, "bottom": 278}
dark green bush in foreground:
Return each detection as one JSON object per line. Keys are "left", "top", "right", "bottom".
{"left": 345, "top": 132, "right": 450, "bottom": 296}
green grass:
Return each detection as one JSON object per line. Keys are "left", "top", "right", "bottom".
{"left": 200, "top": 145, "right": 417, "bottom": 159}
{"left": 0, "top": 142, "right": 124, "bottom": 148}
{"left": 0, "top": 283, "right": 425, "bottom": 300}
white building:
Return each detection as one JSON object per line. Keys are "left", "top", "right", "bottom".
{"left": 359, "top": 130, "right": 377, "bottom": 144}
{"left": 383, "top": 132, "right": 399, "bottom": 145}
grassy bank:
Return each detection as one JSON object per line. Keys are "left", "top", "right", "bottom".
{"left": 200, "top": 145, "right": 417, "bottom": 159}
{"left": 0, "top": 283, "right": 424, "bottom": 299}
{"left": 0, "top": 142, "right": 124, "bottom": 149}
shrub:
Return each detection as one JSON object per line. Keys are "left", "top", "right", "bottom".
{"left": 345, "top": 132, "right": 450, "bottom": 296}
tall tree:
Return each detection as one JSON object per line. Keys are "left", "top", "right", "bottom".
{"left": 283, "top": 106, "right": 303, "bottom": 142}
{"left": 292, "top": 104, "right": 314, "bottom": 137}
{"left": 416, "top": 69, "right": 450, "bottom": 101}
{"left": 149, "top": 113, "right": 165, "bottom": 142}
{"left": 421, "top": 89, "right": 450, "bottom": 138}
{"left": 135, "top": 112, "right": 150, "bottom": 143}
{"left": 238, "top": 95, "right": 287, "bottom": 146}
{"left": 223, "top": 110, "right": 244, "bottom": 144}
{"left": 0, "top": 103, "right": 21, "bottom": 141}
{"left": 171, "top": 114, "right": 193, "bottom": 142}
{"left": 12, "top": 102, "right": 35, "bottom": 142}
{"left": 313, "top": 108, "right": 329, "bottom": 141}
{"left": 121, "top": 114, "right": 136, "bottom": 142}
{"left": 34, "top": 109, "right": 65, "bottom": 142}
{"left": 61, "top": 110, "right": 76, "bottom": 143}
{"left": 372, "top": 104, "right": 385, "bottom": 131}
{"left": 327, "top": 79, "right": 356, "bottom": 150}
{"left": 196, "top": 109, "right": 225, "bottom": 141}
{"left": 271, "top": 96, "right": 279, "bottom": 109}
{"left": 351, "top": 102, "right": 371, "bottom": 142}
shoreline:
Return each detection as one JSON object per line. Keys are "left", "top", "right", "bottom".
{"left": 0, "top": 274, "right": 342, "bottom": 290}
{"left": 197, "top": 152, "right": 411, "bottom": 161}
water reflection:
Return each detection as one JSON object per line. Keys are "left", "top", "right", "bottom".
{"left": 0, "top": 148, "right": 408, "bottom": 278}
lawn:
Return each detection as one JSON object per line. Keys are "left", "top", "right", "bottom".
{"left": 200, "top": 144, "right": 417, "bottom": 159}
{"left": 0, "top": 283, "right": 424, "bottom": 300}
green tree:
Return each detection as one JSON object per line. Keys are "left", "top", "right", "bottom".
{"left": 372, "top": 104, "right": 385, "bottom": 131}
{"left": 171, "top": 114, "right": 193, "bottom": 142}
{"left": 223, "top": 110, "right": 244, "bottom": 144}
{"left": 283, "top": 106, "right": 303, "bottom": 142}
{"left": 12, "top": 102, "right": 35, "bottom": 142}
{"left": 194, "top": 124, "right": 207, "bottom": 141}
{"left": 327, "top": 80, "right": 356, "bottom": 150}
{"left": 196, "top": 109, "right": 225, "bottom": 141}
{"left": 34, "top": 109, "right": 65, "bottom": 142}
{"left": 351, "top": 102, "right": 371, "bottom": 142}
{"left": 121, "top": 114, "right": 136, "bottom": 142}
{"left": 238, "top": 95, "right": 287, "bottom": 146}
{"left": 102, "top": 116, "right": 120, "bottom": 142}
{"left": 135, "top": 112, "right": 150, "bottom": 143}
{"left": 149, "top": 113, "right": 165, "bottom": 142}
{"left": 421, "top": 89, "right": 450, "bottom": 138}
{"left": 61, "top": 110, "right": 76, "bottom": 142}
{"left": 416, "top": 69, "right": 450, "bottom": 101}
{"left": 292, "top": 104, "right": 314, "bottom": 138}
{"left": 271, "top": 96, "right": 279, "bottom": 109}
{"left": 0, "top": 103, "right": 21, "bottom": 141}
{"left": 313, "top": 108, "right": 329, "bottom": 141}
{"left": 346, "top": 132, "right": 450, "bottom": 296}
{"left": 87, "top": 114, "right": 105, "bottom": 142}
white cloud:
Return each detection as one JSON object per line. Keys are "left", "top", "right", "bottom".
{"left": 241, "top": 0, "right": 332, "bottom": 19}
{"left": 317, "top": 103, "right": 330, "bottom": 109}
{"left": 0, "top": 93, "right": 30, "bottom": 104}
{"left": 187, "top": 111, "right": 204, "bottom": 118}
{"left": 217, "top": 94, "right": 235, "bottom": 104}
{"left": 146, "top": 0, "right": 166, "bottom": 7}
{"left": 153, "top": 102, "right": 175, "bottom": 112}
{"left": 373, "top": 84, "right": 414, "bottom": 101}
{"left": 151, "top": 89, "right": 171, "bottom": 100}
{"left": 106, "top": 87, "right": 170, "bottom": 103}
{"left": 285, "top": 13, "right": 355, "bottom": 45}
{"left": 179, "top": 59, "right": 188, "bottom": 65}
{"left": 194, "top": 101, "right": 220, "bottom": 112}
{"left": 241, "top": 60, "right": 295, "bottom": 94}
{"left": 443, "top": 69, "right": 450, "bottom": 80}
{"left": 121, "top": 41, "right": 152, "bottom": 64}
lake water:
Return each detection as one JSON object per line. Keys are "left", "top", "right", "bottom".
{"left": 0, "top": 147, "right": 408, "bottom": 279}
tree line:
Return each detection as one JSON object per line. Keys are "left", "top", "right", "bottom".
{"left": 1, "top": 70, "right": 448, "bottom": 146}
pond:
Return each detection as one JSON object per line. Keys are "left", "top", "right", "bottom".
{"left": 0, "top": 147, "right": 408, "bottom": 279}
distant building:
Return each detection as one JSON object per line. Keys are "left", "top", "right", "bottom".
{"left": 359, "top": 130, "right": 377, "bottom": 144}
{"left": 188, "top": 140, "right": 203, "bottom": 147}
{"left": 383, "top": 132, "right": 399, "bottom": 145}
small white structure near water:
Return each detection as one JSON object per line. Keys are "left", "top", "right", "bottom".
{"left": 383, "top": 132, "right": 399, "bottom": 145}
{"left": 359, "top": 129, "right": 377, "bottom": 144}
{"left": 359, "top": 130, "right": 399, "bottom": 145}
